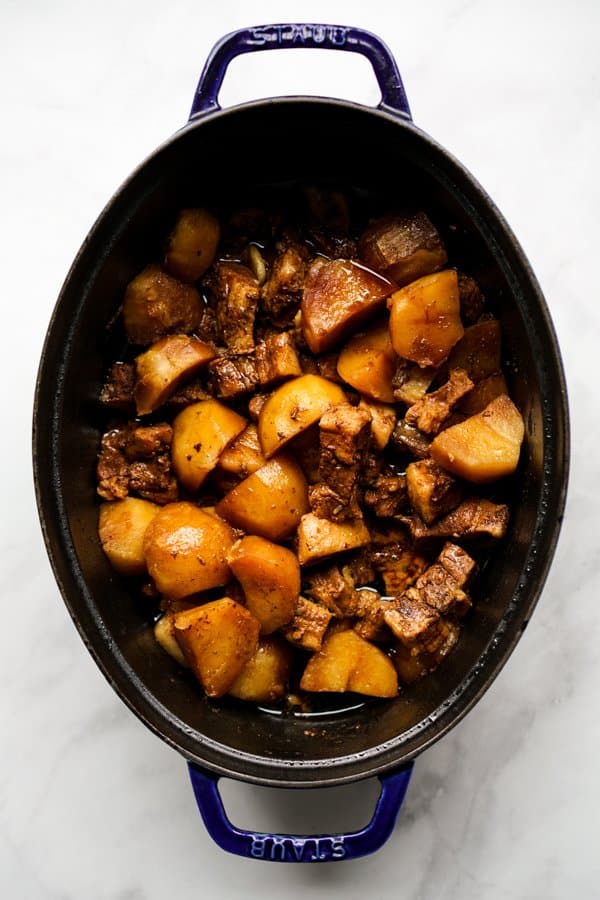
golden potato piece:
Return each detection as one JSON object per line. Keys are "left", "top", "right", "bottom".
{"left": 216, "top": 454, "right": 309, "bottom": 541}
{"left": 154, "top": 613, "right": 188, "bottom": 667}
{"left": 300, "top": 630, "right": 398, "bottom": 697}
{"left": 388, "top": 270, "right": 464, "bottom": 368}
{"left": 430, "top": 394, "right": 525, "bottom": 483}
{"left": 173, "top": 599, "right": 260, "bottom": 697}
{"left": 134, "top": 334, "right": 216, "bottom": 415}
{"left": 257, "top": 374, "right": 346, "bottom": 458}
{"left": 301, "top": 258, "right": 394, "bottom": 353}
{"left": 358, "top": 212, "right": 448, "bottom": 287}
{"left": 98, "top": 497, "right": 159, "bottom": 576}
{"left": 358, "top": 398, "right": 396, "bottom": 450}
{"left": 337, "top": 318, "right": 397, "bottom": 402}
{"left": 228, "top": 637, "right": 293, "bottom": 703}
{"left": 172, "top": 400, "right": 247, "bottom": 491}
{"left": 165, "top": 208, "right": 220, "bottom": 282}
{"left": 227, "top": 536, "right": 299, "bottom": 634}
{"left": 216, "top": 424, "right": 266, "bottom": 478}
{"left": 296, "top": 514, "right": 370, "bottom": 566}
{"left": 143, "top": 503, "right": 234, "bottom": 599}
{"left": 123, "top": 265, "right": 202, "bottom": 345}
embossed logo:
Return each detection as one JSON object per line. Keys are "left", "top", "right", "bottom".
{"left": 249, "top": 25, "right": 348, "bottom": 48}
{"left": 249, "top": 835, "right": 347, "bottom": 861}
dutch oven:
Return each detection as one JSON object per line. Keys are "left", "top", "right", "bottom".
{"left": 33, "top": 23, "right": 569, "bottom": 862}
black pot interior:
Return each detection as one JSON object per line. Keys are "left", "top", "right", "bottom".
{"left": 35, "top": 100, "right": 567, "bottom": 786}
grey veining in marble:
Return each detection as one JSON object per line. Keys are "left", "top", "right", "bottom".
{"left": 1, "top": 0, "right": 599, "bottom": 897}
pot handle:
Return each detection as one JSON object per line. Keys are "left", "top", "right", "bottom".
{"left": 187, "top": 761, "right": 414, "bottom": 862}
{"left": 189, "top": 24, "right": 411, "bottom": 121}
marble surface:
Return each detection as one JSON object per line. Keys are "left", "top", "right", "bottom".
{"left": 1, "top": 0, "right": 598, "bottom": 896}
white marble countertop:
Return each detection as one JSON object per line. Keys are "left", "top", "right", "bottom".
{"left": 2, "top": 0, "right": 598, "bottom": 896}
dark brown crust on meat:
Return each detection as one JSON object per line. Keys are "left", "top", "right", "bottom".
{"left": 405, "top": 368, "right": 474, "bottom": 435}
{"left": 405, "top": 458, "right": 462, "bottom": 525}
{"left": 399, "top": 498, "right": 510, "bottom": 543}
{"left": 310, "top": 403, "right": 372, "bottom": 521}
{"left": 391, "top": 420, "right": 431, "bottom": 459}
{"left": 213, "top": 262, "right": 259, "bottom": 352}
{"left": 282, "top": 597, "right": 332, "bottom": 651}
{"left": 208, "top": 354, "right": 258, "bottom": 399}
{"left": 99, "top": 362, "right": 135, "bottom": 411}
{"left": 97, "top": 423, "right": 178, "bottom": 504}
{"left": 255, "top": 332, "right": 302, "bottom": 387}
{"left": 364, "top": 475, "right": 408, "bottom": 518}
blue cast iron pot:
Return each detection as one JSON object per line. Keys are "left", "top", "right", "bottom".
{"left": 33, "top": 24, "right": 569, "bottom": 862}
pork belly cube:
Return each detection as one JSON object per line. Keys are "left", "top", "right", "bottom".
{"left": 405, "top": 458, "right": 462, "bottom": 525}
{"left": 415, "top": 564, "right": 471, "bottom": 618}
{"left": 393, "top": 619, "right": 460, "bottom": 683}
{"left": 311, "top": 402, "right": 372, "bottom": 520}
{"left": 447, "top": 319, "right": 501, "bottom": 383}
{"left": 358, "top": 399, "right": 396, "bottom": 451}
{"left": 405, "top": 368, "right": 474, "bottom": 435}
{"left": 392, "top": 359, "right": 438, "bottom": 405}
{"left": 457, "top": 273, "right": 486, "bottom": 322}
{"left": 207, "top": 354, "right": 258, "bottom": 399}
{"left": 99, "top": 362, "right": 135, "bottom": 411}
{"left": 391, "top": 420, "right": 431, "bottom": 460}
{"left": 165, "top": 208, "right": 220, "bottom": 282}
{"left": 370, "top": 544, "right": 429, "bottom": 597}
{"left": 383, "top": 588, "right": 441, "bottom": 648}
{"left": 97, "top": 423, "right": 178, "bottom": 505}
{"left": 282, "top": 597, "right": 332, "bottom": 652}
{"left": 123, "top": 265, "right": 202, "bottom": 345}
{"left": 213, "top": 262, "right": 259, "bottom": 352}
{"left": 358, "top": 211, "right": 448, "bottom": 287}
{"left": 399, "top": 498, "right": 510, "bottom": 543}
{"left": 296, "top": 514, "right": 370, "bottom": 566}
{"left": 353, "top": 590, "right": 390, "bottom": 642}
{"left": 261, "top": 244, "right": 309, "bottom": 325}
{"left": 364, "top": 475, "right": 408, "bottom": 518}
{"left": 165, "top": 378, "right": 210, "bottom": 409}
{"left": 255, "top": 332, "right": 302, "bottom": 388}
{"left": 437, "top": 542, "right": 477, "bottom": 586}
{"left": 304, "top": 564, "right": 355, "bottom": 616}
{"left": 301, "top": 257, "right": 394, "bottom": 353}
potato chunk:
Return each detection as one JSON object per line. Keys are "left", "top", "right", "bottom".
{"left": 300, "top": 630, "right": 398, "bottom": 697}
{"left": 134, "top": 334, "right": 216, "bottom": 415}
{"left": 123, "top": 265, "right": 202, "bottom": 345}
{"left": 154, "top": 612, "right": 188, "bottom": 667}
{"left": 430, "top": 395, "right": 525, "bottom": 483}
{"left": 143, "top": 503, "right": 234, "bottom": 599}
{"left": 98, "top": 497, "right": 159, "bottom": 576}
{"left": 257, "top": 374, "right": 346, "bottom": 458}
{"left": 227, "top": 536, "right": 300, "bottom": 634}
{"left": 358, "top": 211, "right": 447, "bottom": 287}
{"left": 216, "top": 454, "right": 309, "bottom": 541}
{"left": 216, "top": 424, "right": 266, "bottom": 478}
{"left": 171, "top": 400, "right": 247, "bottom": 491}
{"left": 358, "top": 398, "right": 396, "bottom": 450}
{"left": 388, "top": 270, "right": 464, "bottom": 368}
{"left": 173, "top": 599, "right": 260, "bottom": 697}
{"left": 165, "top": 208, "right": 220, "bottom": 282}
{"left": 296, "top": 514, "right": 370, "bottom": 566}
{"left": 301, "top": 258, "right": 394, "bottom": 353}
{"left": 336, "top": 318, "right": 397, "bottom": 402}
{"left": 228, "top": 637, "right": 293, "bottom": 702}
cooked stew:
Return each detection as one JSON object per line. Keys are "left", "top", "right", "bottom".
{"left": 96, "top": 191, "right": 524, "bottom": 706}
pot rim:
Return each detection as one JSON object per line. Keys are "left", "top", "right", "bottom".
{"left": 33, "top": 95, "right": 570, "bottom": 787}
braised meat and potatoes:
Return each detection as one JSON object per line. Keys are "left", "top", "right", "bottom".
{"left": 96, "top": 191, "right": 524, "bottom": 707}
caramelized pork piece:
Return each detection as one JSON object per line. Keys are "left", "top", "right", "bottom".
{"left": 353, "top": 590, "right": 390, "bottom": 642}
{"left": 437, "top": 542, "right": 477, "bottom": 586}
{"left": 213, "top": 262, "right": 259, "bottom": 352}
{"left": 414, "top": 564, "right": 471, "bottom": 618}
{"left": 358, "top": 399, "right": 396, "bottom": 451}
{"left": 447, "top": 319, "right": 501, "bottom": 384}
{"left": 99, "top": 362, "right": 135, "bottom": 411}
{"left": 370, "top": 543, "right": 429, "bottom": 597}
{"left": 457, "top": 273, "right": 486, "bottom": 322}
{"left": 342, "top": 549, "right": 376, "bottom": 587}
{"left": 405, "top": 458, "right": 462, "bottom": 525}
{"left": 207, "top": 354, "right": 258, "bottom": 399}
{"left": 304, "top": 564, "right": 354, "bottom": 616}
{"left": 399, "top": 498, "right": 510, "bottom": 543}
{"left": 123, "top": 265, "right": 202, "bottom": 345}
{"left": 383, "top": 588, "right": 442, "bottom": 648}
{"left": 301, "top": 258, "right": 394, "bottom": 353}
{"left": 261, "top": 244, "right": 309, "bottom": 325}
{"left": 405, "top": 368, "right": 474, "bottom": 435}
{"left": 165, "top": 378, "right": 210, "bottom": 409}
{"left": 393, "top": 619, "right": 460, "bottom": 683}
{"left": 282, "top": 597, "right": 332, "bottom": 652}
{"left": 392, "top": 359, "right": 438, "bottom": 406}
{"left": 254, "top": 332, "right": 302, "bottom": 387}
{"left": 364, "top": 474, "right": 408, "bottom": 518}
{"left": 97, "top": 423, "right": 178, "bottom": 504}
{"left": 309, "top": 402, "right": 372, "bottom": 520}
{"left": 358, "top": 211, "right": 448, "bottom": 287}
{"left": 391, "top": 420, "right": 431, "bottom": 460}
{"left": 458, "top": 371, "right": 508, "bottom": 417}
